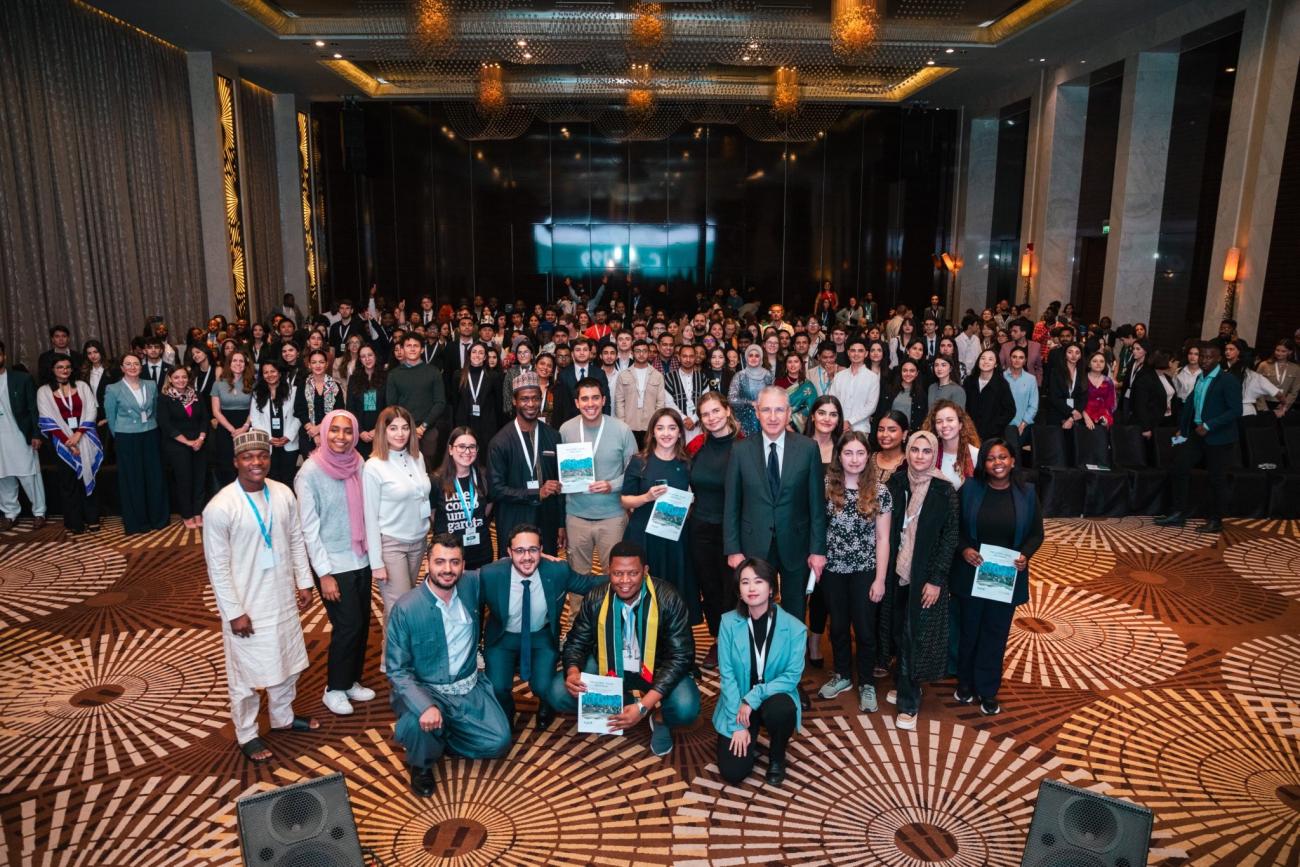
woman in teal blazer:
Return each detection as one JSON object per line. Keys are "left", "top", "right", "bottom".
{"left": 713, "top": 557, "right": 806, "bottom": 787}
{"left": 103, "top": 353, "right": 170, "bottom": 534}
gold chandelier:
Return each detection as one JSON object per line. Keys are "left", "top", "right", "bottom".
{"left": 772, "top": 66, "right": 800, "bottom": 122}
{"left": 830, "top": 0, "right": 880, "bottom": 63}
{"left": 477, "top": 62, "right": 506, "bottom": 116}
{"left": 410, "top": 0, "right": 453, "bottom": 55}
{"left": 627, "top": 63, "right": 655, "bottom": 118}
{"left": 628, "top": 2, "right": 667, "bottom": 56}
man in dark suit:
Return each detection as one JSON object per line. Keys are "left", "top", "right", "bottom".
{"left": 479, "top": 524, "right": 604, "bottom": 728}
{"left": 723, "top": 385, "right": 828, "bottom": 621}
{"left": 38, "top": 325, "right": 82, "bottom": 386}
{"left": 441, "top": 315, "right": 478, "bottom": 402}
{"left": 923, "top": 295, "right": 946, "bottom": 333}
{"left": 0, "top": 340, "right": 47, "bottom": 530}
{"left": 551, "top": 338, "right": 609, "bottom": 426}
{"left": 1156, "top": 342, "right": 1242, "bottom": 534}
{"left": 139, "top": 337, "right": 174, "bottom": 384}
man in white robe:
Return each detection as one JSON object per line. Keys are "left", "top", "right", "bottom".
{"left": 0, "top": 341, "right": 47, "bottom": 530}
{"left": 203, "top": 428, "right": 319, "bottom": 762}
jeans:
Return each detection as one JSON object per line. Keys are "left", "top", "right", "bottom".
{"left": 553, "top": 656, "right": 701, "bottom": 728}
{"left": 715, "top": 693, "right": 797, "bottom": 784}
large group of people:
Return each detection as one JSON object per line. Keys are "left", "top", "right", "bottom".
{"left": 1, "top": 280, "right": 1295, "bottom": 795}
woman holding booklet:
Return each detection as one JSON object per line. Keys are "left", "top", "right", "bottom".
{"left": 950, "top": 438, "right": 1043, "bottom": 717}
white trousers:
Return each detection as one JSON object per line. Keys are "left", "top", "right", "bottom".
{"left": 0, "top": 474, "right": 46, "bottom": 519}
{"left": 229, "top": 671, "right": 300, "bottom": 745}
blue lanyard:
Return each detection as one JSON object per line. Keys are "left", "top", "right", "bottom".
{"left": 241, "top": 487, "right": 273, "bottom": 548}
{"left": 454, "top": 473, "right": 477, "bottom": 523}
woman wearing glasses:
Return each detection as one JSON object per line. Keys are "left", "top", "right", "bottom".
{"left": 431, "top": 427, "right": 493, "bottom": 570}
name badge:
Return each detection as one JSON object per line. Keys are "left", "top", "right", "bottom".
{"left": 256, "top": 545, "right": 276, "bottom": 570}
{"left": 471, "top": 404, "right": 481, "bottom": 417}
{"left": 463, "top": 530, "right": 481, "bottom": 547}
{"left": 68, "top": 417, "right": 79, "bottom": 428}
{"left": 419, "top": 500, "right": 432, "bottom": 520}
{"left": 271, "top": 417, "right": 283, "bottom": 434}
{"left": 140, "top": 411, "right": 149, "bottom": 422}
{"left": 527, "top": 480, "right": 540, "bottom": 490}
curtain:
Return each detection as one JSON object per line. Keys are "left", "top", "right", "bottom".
{"left": 0, "top": 0, "right": 206, "bottom": 367}
{"left": 238, "top": 80, "right": 284, "bottom": 322}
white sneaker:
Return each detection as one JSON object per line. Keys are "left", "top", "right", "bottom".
{"left": 896, "top": 712, "right": 917, "bottom": 731}
{"left": 322, "top": 689, "right": 354, "bottom": 715}
{"left": 886, "top": 689, "right": 898, "bottom": 706}
{"left": 346, "top": 682, "right": 376, "bottom": 702}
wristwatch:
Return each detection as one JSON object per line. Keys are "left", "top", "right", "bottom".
{"left": 635, "top": 701, "right": 648, "bottom": 717}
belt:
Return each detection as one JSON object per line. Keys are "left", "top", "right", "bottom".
{"left": 429, "top": 671, "right": 478, "bottom": 697}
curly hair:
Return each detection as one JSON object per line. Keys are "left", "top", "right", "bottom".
{"left": 825, "top": 430, "right": 882, "bottom": 519}
{"left": 920, "top": 399, "right": 980, "bottom": 479}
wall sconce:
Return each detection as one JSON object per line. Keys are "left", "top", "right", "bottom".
{"left": 1222, "top": 246, "right": 1241, "bottom": 319}
{"left": 1019, "top": 243, "right": 1034, "bottom": 304}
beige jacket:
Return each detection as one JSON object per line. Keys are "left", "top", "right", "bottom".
{"left": 613, "top": 366, "right": 666, "bottom": 431}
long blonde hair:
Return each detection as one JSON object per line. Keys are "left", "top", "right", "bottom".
{"left": 825, "top": 430, "right": 881, "bottom": 518}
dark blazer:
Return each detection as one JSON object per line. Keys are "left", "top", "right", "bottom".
{"left": 1121, "top": 364, "right": 1167, "bottom": 433}
{"left": 552, "top": 363, "right": 611, "bottom": 426}
{"left": 1178, "top": 368, "right": 1242, "bottom": 445}
{"left": 722, "top": 431, "right": 828, "bottom": 571}
{"left": 442, "top": 340, "right": 476, "bottom": 400}
{"left": 157, "top": 393, "right": 211, "bottom": 441}
{"left": 962, "top": 373, "right": 1017, "bottom": 441}
{"left": 139, "top": 359, "right": 174, "bottom": 385}
{"left": 872, "top": 381, "right": 928, "bottom": 434}
{"left": 478, "top": 558, "right": 605, "bottom": 649}
{"left": 951, "top": 479, "right": 1044, "bottom": 607}
{"left": 1043, "top": 365, "right": 1087, "bottom": 425}
{"left": 452, "top": 367, "right": 504, "bottom": 441}
{"left": 327, "top": 317, "right": 362, "bottom": 352}
{"left": 3, "top": 367, "right": 39, "bottom": 442}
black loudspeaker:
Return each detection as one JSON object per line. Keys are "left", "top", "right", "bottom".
{"left": 341, "top": 106, "right": 367, "bottom": 174}
{"left": 236, "top": 772, "right": 364, "bottom": 866}
{"left": 1021, "top": 779, "right": 1153, "bottom": 867}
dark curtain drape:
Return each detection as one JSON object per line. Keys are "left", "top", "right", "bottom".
{"left": 238, "top": 80, "right": 283, "bottom": 322}
{"left": 0, "top": 0, "right": 205, "bottom": 367}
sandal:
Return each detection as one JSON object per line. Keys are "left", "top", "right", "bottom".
{"left": 240, "top": 737, "right": 273, "bottom": 763}
{"left": 272, "top": 715, "right": 321, "bottom": 733}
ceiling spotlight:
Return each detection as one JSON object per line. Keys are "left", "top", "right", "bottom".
{"left": 522, "top": 51, "right": 532, "bottom": 60}
{"left": 332, "top": 52, "right": 343, "bottom": 59}
{"left": 313, "top": 39, "right": 326, "bottom": 47}
{"left": 1039, "top": 57, "right": 1046, "bottom": 62}
{"left": 926, "top": 59, "right": 936, "bottom": 66}
{"left": 742, "top": 54, "right": 750, "bottom": 61}
{"left": 1225, "top": 66, "right": 1236, "bottom": 72}
{"left": 749, "top": 42, "right": 759, "bottom": 50}
{"left": 1080, "top": 60, "right": 1088, "bottom": 64}
{"left": 517, "top": 39, "right": 527, "bottom": 47}
{"left": 945, "top": 48, "right": 954, "bottom": 54}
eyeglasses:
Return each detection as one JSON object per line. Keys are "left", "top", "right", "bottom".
{"left": 453, "top": 443, "right": 479, "bottom": 452}
{"left": 510, "top": 546, "right": 542, "bottom": 556}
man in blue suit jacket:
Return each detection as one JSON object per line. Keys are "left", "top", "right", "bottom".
{"left": 387, "top": 533, "right": 512, "bottom": 797}
{"left": 1156, "top": 342, "right": 1242, "bottom": 533}
{"left": 479, "top": 523, "right": 605, "bottom": 727}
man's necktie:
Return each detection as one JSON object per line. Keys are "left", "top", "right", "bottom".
{"left": 768, "top": 442, "right": 780, "bottom": 501}
{"left": 520, "top": 579, "right": 532, "bottom": 680}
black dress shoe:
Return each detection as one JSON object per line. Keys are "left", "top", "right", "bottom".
{"left": 409, "top": 765, "right": 435, "bottom": 797}
{"left": 765, "top": 759, "right": 787, "bottom": 786}
{"left": 1197, "top": 519, "right": 1223, "bottom": 534}
{"left": 31, "top": 517, "right": 47, "bottom": 530}
{"left": 0, "top": 517, "right": 13, "bottom": 531}
{"left": 808, "top": 656, "right": 825, "bottom": 669}
{"left": 536, "top": 705, "right": 555, "bottom": 729}
{"left": 1154, "top": 512, "right": 1186, "bottom": 527}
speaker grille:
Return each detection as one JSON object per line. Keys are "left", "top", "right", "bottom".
{"left": 1062, "top": 797, "right": 1120, "bottom": 850}
{"left": 1021, "top": 779, "right": 1152, "bottom": 867}
{"left": 1029, "top": 855, "right": 1107, "bottom": 867}
{"left": 275, "top": 842, "right": 355, "bottom": 867}
{"left": 237, "top": 773, "right": 363, "bottom": 867}
{"left": 269, "top": 790, "right": 326, "bottom": 843}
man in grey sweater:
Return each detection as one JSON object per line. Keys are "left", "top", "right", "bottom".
{"left": 558, "top": 378, "right": 639, "bottom": 576}
{"left": 385, "top": 334, "right": 448, "bottom": 472}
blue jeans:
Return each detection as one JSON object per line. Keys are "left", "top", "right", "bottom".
{"left": 483, "top": 630, "right": 566, "bottom": 717}
{"left": 554, "top": 656, "right": 701, "bottom": 728}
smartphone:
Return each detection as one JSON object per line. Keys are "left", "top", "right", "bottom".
{"left": 654, "top": 479, "right": 668, "bottom": 487}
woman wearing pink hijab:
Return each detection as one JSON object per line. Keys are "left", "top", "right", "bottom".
{"left": 294, "top": 408, "right": 377, "bottom": 716}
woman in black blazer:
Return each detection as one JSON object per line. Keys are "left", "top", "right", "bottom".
{"left": 451, "top": 342, "right": 503, "bottom": 463}
{"left": 873, "top": 359, "right": 929, "bottom": 433}
{"left": 1042, "top": 343, "right": 1087, "bottom": 427}
{"left": 1120, "top": 339, "right": 1167, "bottom": 437}
{"left": 962, "top": 349, "right": 1017, "bottom": 441}
{"left": 157, "top": 366, "right": 210, "bottom": 528}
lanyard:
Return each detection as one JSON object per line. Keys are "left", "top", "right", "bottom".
{"left": 56, "top": 387, "right": 77, "bottom": 416}
{"left": 748, "top": 612, "right": 774, "bottom": 683}
{"left": 580, "top": 416, "right": 606, "bottom": 455}
{"left": 467, "top": 368, "right": 484, "bottom": 404}
{"left": 454, "top": 472, "right": 478, "bottom": 520}
{"left": 241, "top": 486, "right": 273, "bottom": 548}
{"left": 515, "top": 420, "right": 539, "bottom": 480}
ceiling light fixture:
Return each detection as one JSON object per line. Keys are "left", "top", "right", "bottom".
{"left": 926, "top": 59, "right": 936, "bottom": 66}
{"left": 945, "top": 48, "right": 955, "bottom": 54}
{"left": 830, "top": 0, "right": 879, "bottom": 64}
{"left": 477, "top": 62, "right": 506, "bottom": 116}
{"left": 522, "top": 51, "right": 532, "bottom": 60}
{"left": 772, "top": 65, "right": 800, "bottom": 122}
{"left": 1225, "top": 66, "right": 1236, "bottom": 72}
{"left": 332, "top": 52, "right": 343, "bottom": 59}
{"left": 313, "top": 39, "right": 326, "bottom": 47}
{"left": 410, "top": 0, "right": 453, "bottom": 56}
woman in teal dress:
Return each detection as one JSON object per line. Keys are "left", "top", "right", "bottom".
{"left": 621, "top": 407, "right": 700, "bottom": 624}
{"left": 728, "top": 344, "right": 773, "bottom": 438}
{"left": 777, "top": 353, "right": 818, "bottom": 433}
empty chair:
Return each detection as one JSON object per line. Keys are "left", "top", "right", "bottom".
{"left": 1111, "top": 423, "right": 1167, "bottom": 515}
{"left": 1225, "top": 436, "right": 1269, "bottom": 519}
{"left": 1032, "top": 425, "right": 1084, "bottom": 518}
{"left": 1076, "top": 425, "right": 1128, "bottom": 517}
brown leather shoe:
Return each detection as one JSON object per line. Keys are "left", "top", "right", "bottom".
{"left": 0, "top": 517, "right": 13, "bottom": 531}
{"left": 31, "top": 517, "right": 46, "bottom": 530}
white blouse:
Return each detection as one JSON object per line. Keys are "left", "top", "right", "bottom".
{"left": 363, "top": 450, "right": 433, "bottom": 569}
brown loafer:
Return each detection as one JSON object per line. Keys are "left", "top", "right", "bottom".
{"left": 31, "top": 517, "right": 47, "bottom": 530}
{"left": 0, "top": 517, "right": 13, "bottom": 531}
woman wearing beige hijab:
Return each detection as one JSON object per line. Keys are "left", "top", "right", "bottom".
{"left": 881, "top": 430, "right": 959, "bottom": 730}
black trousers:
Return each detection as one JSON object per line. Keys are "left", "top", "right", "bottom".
{"left": 715, "top": 692, "right": 797, "bottom": 785}
{"left": 956, "top": 594, "right": 1015, "bottom": 701}
{"left": 689, "top": 517, "right": 733, "bottom": 636}
{"left": 892, "top": 583, "right": 921, "bottom": 714}
{"left": 318, "top": 566, "right": 372, "bottom": 691}
{"left": 161, "top": 439, "right": 207, "bottom": 519}
{"left": 115, "top": 429, "right": 169, "bottom": 533}
{"left": 767, "top": 541, "right": 806, "bottom": 621}
{"left": 55, "top": 460, "right": 100, "bottom": 532}
{"left": 1169, "top": 436, "right": 1234, "bottom": 519}
{"left": 821, "top": 569, "right": 878, "bottom": 682}
{"left": 268, "top": 445, "right": 298, "bottom": 487}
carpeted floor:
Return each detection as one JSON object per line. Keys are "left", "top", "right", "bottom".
{"left": 0, "top": 515, "right": 1297, "bottom": 865}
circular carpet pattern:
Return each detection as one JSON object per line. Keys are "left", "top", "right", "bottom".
{"left": 1031, "top": 538, "right": 1117, "bottom": 584}
{"left": 0, "top": 541, "right": 125, "bottom": 628}
{"left": 94, "top": 515, "right": 205, "bottom": 550}
{"left": 0, "top": 627, "right": 228, "bottom": 794}
{"left": 1223, "top": 536, "right": 1300, "bottom": 601}
{"left": 1058, "top": 688, "right": 1300, "bottom": 866}
{"left": 674, "top": 715, "right": 1076, "bottom": 866}
{"left": 1222, "top": 634, "right": 1300, "bottom": 731}
{"left": 1043, "top": 517, "right": 1214, "bottom": 553}
{"left": 1003, "top": 582, "right": 1186, "bottom": 691}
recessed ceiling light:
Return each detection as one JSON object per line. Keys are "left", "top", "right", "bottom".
{"left": 522, "top": 51, "right": 532, "bottom": 60}
{"left": 332, "top": 52, "right": 343, "bottom": 59}
{"left": 749, "top": 42, "right": 759, "bottom": 50}
{"left": 1039, "top": 58, "right": 1046, "bottom": 62}
{"left": 945, "top": 48, "right": 954, "bottom": 54}
{"left": 1225, "top": 66, "right": 1236, "bottom": 72}
{"left": 1080, "top": 60, "right": 1088, "bottom": 64}
{"left": 313, "top": 39, "right": 325, "bottom": 47}
{"left": 926, "top": 59, "right": 936, "bottom": 66}
{"left": 517, "top": 39, "right": 527, "bottom": 47}
{"left": 742, "top": 54, "right": 750, "bottom": 61}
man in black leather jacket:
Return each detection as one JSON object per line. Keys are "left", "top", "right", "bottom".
{"left": 560, "top": 540, "right": 699, "bottom": 757}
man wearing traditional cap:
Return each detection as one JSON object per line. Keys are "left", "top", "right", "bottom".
{"left": 202, "top": 428, "right": 319, "bottom": 764}
{"left": 486, "top": 370, "right": 566, "bottom": 558}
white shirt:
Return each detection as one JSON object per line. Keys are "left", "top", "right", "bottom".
{"left": 829, "top": 365, "right": 881, "bottom": 431}
{"left": 363, "top": 450, "right": 433, "bottom": 569}
{"left": 939, "top": 444, "right": 980, "bottom": 490}
{"left": 762, "top": 431, "right": 786, "bottom": 476}
{"left": 667, "top": 369, "right": 699, "bottom": 421}
{"left": 428, "top": 584, "right": 474, "bottom": 675}
{"left": 630, "top": 365, "right": 651, "bottom": 408}
{"left": 506, "top": 565, "right": 550, "bottom": 634}
{"left": 955, "top": 332, "right": 981, "bottom": 376}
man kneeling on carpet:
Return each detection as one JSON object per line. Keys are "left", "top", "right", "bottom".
{"left": 386, "top": 533, "right": 512, "bottom": 796}
{"left": 558, "top": 540, "right": 700, "bottom": 757}
{"left": 202, "top": 428, "right": 321, "bottom": 764}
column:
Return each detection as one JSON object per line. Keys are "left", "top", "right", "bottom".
{"left": 1101, "top": 51, "right": 1179, "bottom": 326}
{"left": 186, "top": 51, "right": 234, "bottom": 318}
{"left": 1202, "top": 0, "right": 1300, "bottom": 342}
{"left": 957, "top": 116, "right": 999, "bottom": 314}
{"left": 273, "top": 94, "right": 308, "bottom": 307}
{"left": 1034, "top": 84, "right": 1089, "bottom": 308}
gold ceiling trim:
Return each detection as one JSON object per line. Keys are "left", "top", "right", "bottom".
{"left": 872, "top": 64, "right": 958, "bottom": 102}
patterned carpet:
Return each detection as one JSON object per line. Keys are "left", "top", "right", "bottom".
{"left": 0, "top": 516, "right": 1297, "bottom": 865}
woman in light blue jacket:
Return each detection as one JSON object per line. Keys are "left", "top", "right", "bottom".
{"left": 103, "top": 353, "right": 170, "bottom": 534}
{"left": 713, "top": 557, "right": 806, "bottom": 787}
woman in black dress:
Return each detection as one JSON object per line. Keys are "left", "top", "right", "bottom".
{"left": 157, "top": 366, "right": 210, "bottom": 528}
{"left": 452, "top": 342, "right": 503, "bottom": 463}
